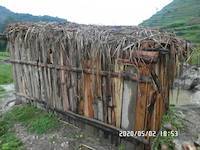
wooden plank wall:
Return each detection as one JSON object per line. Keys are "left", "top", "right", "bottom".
{"left": 135, "top": 64, "right": 151, "bottom": 131}
{"left": 9, "top": 39, "right": 167, "bottom": 141}
{"left": 134, "top": 60, "right": 167, "bottom": 134}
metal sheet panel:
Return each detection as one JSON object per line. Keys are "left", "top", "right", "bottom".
{"left": 121, "top": 66, "right": 138, "bottom": 130}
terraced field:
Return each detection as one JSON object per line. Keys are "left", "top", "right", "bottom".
{"left": 141, "top": 0, "right": 200, "bottom": 44}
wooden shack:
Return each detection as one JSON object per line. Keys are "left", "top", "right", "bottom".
{"left": 5, "top": 22, "right": 188, "bottom": 148}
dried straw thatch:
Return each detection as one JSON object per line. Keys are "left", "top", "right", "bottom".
{"left": 6, "top": 22, "right": 188, "bottom": 82}
{"left": 6, "top": 22, "right": 187, "bottom": 54}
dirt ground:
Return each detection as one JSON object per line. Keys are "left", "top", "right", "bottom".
{"left": 173, "top": 105, "right": 200, "bottom": 149}
{"left": 1, "top": 83, "right": 200, "bottom": 150}
{"left": 0, "top": 84, "right": 116, "bottom": 150}
{"left": 13, "top": 123, "right": 116, "bottom": 150}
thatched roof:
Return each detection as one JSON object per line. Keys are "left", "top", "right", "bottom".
{"left": 6, "top": 22, "right": 189, "bottom": 83}
{"left": 5, "top": 22, "right": 191, "bottom": 102}
{"left": 6, "top": 22, "right": 188, "bottom": 59}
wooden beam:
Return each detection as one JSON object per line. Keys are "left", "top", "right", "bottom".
{"left": 8, "top": 59, "right": 152, "bottom": 83}
{"left": 143, "top": 48, "right": 169, "bottom": 54}
{"left": 118, "top": 51, "right": 159, "bottom": 65}
{"left": 151, "top": 70, "right": 161, "bottom": 92}
{"left": 129, "top": 51, "right": 159, "bottom": 63}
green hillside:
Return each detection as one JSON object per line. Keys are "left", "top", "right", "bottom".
{"left": 0, "top": 6, "right": 66, "bottom": 32}
{"left": 141, "top": 0, "right": 200, "bottom": 44}
{"left": 0, "top": 6, "right": 66, "bottom": 51}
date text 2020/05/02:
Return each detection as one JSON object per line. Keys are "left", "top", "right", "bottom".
{"left": 119, "top": 130, "right": 178, "bottom": 137}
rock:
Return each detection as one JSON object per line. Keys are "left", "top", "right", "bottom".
{"left": 173, "top": 64, "right": 200, "bottom": 90}
{"left": 5, "top": 99, "right": 23, "bottom": 107}
{"left": 173, "top": 139, "right": 182, "bottom": 150}
{"left": 61, "top": 143, "right": 65, "bottom": 147}
{"left": 15, "top": 99, "right": 23, "bottom": 105}
{"left": 182, "top": 143, "right": 197, "bottom": 150}
{"left": 61, "top": 141, "right": 69, "bottom": 148}
{"left": 161, "top": 144, "right": 168, "bottom": 150}
{"left": 189, "top": 78, "right": 200, "bottom": 90}
{"left": 163, "top": 123, "right": 175, "bottom": 131}
{"left": 194, "top": 84, "right": 200, "bottom": 91}
{"left": 7, "top": 101, "right": 15, "bottom": 107}
{"left": 194, "top": 135, "right": 200, "bottom": 147}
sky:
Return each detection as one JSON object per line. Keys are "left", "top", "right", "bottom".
{"left": 0, "top": 0, "right": 172, "bottom": 25}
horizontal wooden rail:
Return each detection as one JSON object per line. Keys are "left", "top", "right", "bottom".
{"left": 16, "top": 92, "right": 150, "bottom": 145}
{"left": 143, "top": 48, "right": 169, "bottom": 54}
{"left": 8, "top": 59, "right": 152, "bottom": 83}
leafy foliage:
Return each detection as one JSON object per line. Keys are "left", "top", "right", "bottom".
{"left": 161, "top": 106, "right": 184, "bottom": 130}
{"left": 153, "top": 106, "right": 184, "bottom": 150}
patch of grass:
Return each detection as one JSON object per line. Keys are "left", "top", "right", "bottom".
{"left": 0, "top": 105, "right": 58, "bottom": 150}
{"left": 0, "top": 51, "right": 9, "bottom": 60}
{"left": 0, "top": 133, "right": 23, "bottom": 150}
{"left": 0, "top": 64, "right": 13, "bottom": 84}
{"left": 161, "top": 106, "right": 184, "bottom": 130}
{"left": 153, "top": 135, "right": 174, "bottom": 150}
{"left": 187, "top": 46, "right": 200, "bottom": 65}
{"left": 118, "top": 144, "right": 125, "bottom": 150}
{"left": 153, "top": 106, "right": 184, "bottom": 150}
{"left": 0, "top": 105, "right": 59, "bottom": 149}
{"left": 0, "top": 120, "right": 23, "bottom": 150}
{"left": 0, "top": 51, "right": 13, "bottom": 84}
{"left": 0, "top": 120, "right": 9, "bottom": 136}
{"left": 29, "top": 114, "right": 58, "bottom": 134}
{"left": 4, "top": 105, "right": 59, "bottom": 134}
{"left": 162, "top": 21, "right": 186, "bottom": 29}
{"left": 141, "top": 0, "right": 200, "bottom": 45}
